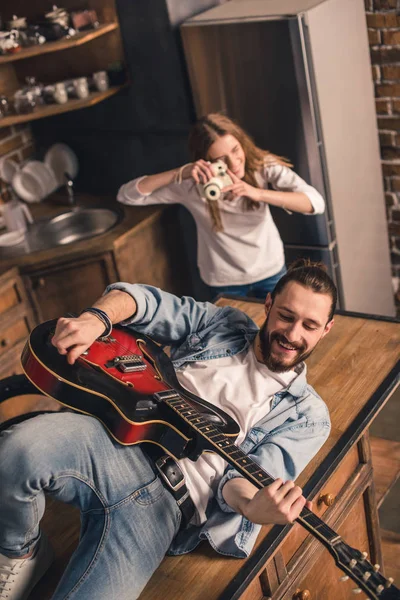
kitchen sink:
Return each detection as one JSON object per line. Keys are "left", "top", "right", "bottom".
{"left": 36, "top": 208, "right": 121, "bottom": 246}
{"left": 0, "top": 206, "right": 123, "bottom": 259}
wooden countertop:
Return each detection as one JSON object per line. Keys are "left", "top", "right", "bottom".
{"left": 139, "top": 297, "right": 400, "bottom": 600}
{"left": 0, "top": 194, "right": 171, "bottom": 272}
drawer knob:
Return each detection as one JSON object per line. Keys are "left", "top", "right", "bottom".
{"left": 293, "top": 589, "right": 311, "bottom": 600}
{"left": 319, "top": 493, "right": 336, "bottom": 507}
{"left": 32, "top": 277, "right": 46, "bottom": 290}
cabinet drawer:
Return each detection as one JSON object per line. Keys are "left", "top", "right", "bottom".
{"left": 0, "top": 339, "right": 26, "bottom": 379}
{"left": 284, "top": 494, "right": 371, "bottom": 600}
{"left": 280, "top": 444, "right": 361, "bottom": 567}
{"left": 0, "top": 277, "right": 24, "bottom": 314}
{"left": 0, "top": 318, "right": 30, "bottom": 357}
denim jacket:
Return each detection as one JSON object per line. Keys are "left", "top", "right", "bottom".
{"left": 105, "top": 283, "right": 331, "bottom": 558}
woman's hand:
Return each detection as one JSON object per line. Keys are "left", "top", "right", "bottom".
{"left": 51, "top": 313, "right": 105, "bottom": 365}
{"left": 182, "top": 160, "right": 214, "bottom": 184}
{"left": 242, "top": 479, "right": 311, "bottom": 525}
{"left": 222, "top": 169, "right": 261, "bottom": 202}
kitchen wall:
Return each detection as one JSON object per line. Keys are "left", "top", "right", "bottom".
{"left": 366, "top": 0, "right": 400, "bottom": 312}
{"left": 0, "top": 125, "right": 34, "bottom": 196}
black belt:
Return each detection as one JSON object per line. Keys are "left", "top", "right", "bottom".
{"left": 144, "top": 445, "right": 195, "bottom": 529}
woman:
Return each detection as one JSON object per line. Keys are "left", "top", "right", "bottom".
{"left": 117, "top": 113, "right": 325, "bottom": 298}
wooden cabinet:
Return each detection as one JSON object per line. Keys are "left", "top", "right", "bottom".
{"left": 0, "top": 267, "right": 36, "bottom": 378}
{"left": 253, "top": 436, "right": 380, "bottom": 600}
{"left": 24, "top": 252, "right": 118, "bottom": 321}
{"left": 19, "top": 205, "right": 191, "bottom": 323}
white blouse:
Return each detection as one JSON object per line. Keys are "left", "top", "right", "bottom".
{"left": 117, "top": 164, "right": 325, "bottom": 286}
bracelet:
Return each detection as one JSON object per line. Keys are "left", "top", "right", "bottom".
{"left": 80, "top": 307, "right": 113, "bottom": 338}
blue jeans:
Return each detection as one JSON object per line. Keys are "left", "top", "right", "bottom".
{"left": 210, "top": 265, "right": 287, "bottom": 299}
{"left": 0, "top": 412, "right": 181, "bottom": 599}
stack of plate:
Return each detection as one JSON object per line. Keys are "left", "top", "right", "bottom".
{"left": 0, "top": 143, "right": 79, "bottom": 204}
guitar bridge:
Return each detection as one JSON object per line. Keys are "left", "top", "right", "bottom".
{"left": 106, "top": 355, "right": 147, "bottom": 372}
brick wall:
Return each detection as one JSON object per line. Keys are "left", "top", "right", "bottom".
{"left": 366, "top": 0, "right": 400, "bottom": 313}
{"left": 0, "top": 125, "right": 35, "bottom": 204}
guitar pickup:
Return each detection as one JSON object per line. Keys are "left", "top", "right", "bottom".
{"left": 105, "top": 355, "right": 147, "bottom": 372}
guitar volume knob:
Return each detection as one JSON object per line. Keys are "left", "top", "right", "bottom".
{"left": 293, "top": 590, "right": 311, "bottom": 600}
{"left": 318, "top": 493, "right": 335, "bottom": 507}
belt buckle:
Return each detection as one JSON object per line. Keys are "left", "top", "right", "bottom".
{"left": 155, "top": 455, "right": 186, "bottom": 493}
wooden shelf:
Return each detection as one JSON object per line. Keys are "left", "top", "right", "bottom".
{"left": 0, "top": 23, "right": 119, "bottom": 64}
{"left": 0, "top": 85, "right": 126, "bottom": 127}
{"left": 371, "top": 436, "right": 400, "bottom": 508}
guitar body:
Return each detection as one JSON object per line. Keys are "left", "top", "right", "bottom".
{"left": 21, "top": 320, "right": 239, "bottom": 460}
{"left": 21, "top": 319, "right": 400, "bottom": 599}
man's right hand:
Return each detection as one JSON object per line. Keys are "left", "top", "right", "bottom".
{"left": 51, "top": 313, "right": 105, "bottom": 365}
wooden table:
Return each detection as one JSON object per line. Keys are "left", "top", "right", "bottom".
{"left": 1, "top": 296, "right": 398, "bottom": 600}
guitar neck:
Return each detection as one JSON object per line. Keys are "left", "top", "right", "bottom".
{"left": 163, "top": 391, "right": 339, "bottom": 546}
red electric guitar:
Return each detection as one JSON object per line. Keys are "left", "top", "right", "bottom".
{"left": 21, "top": 320, "right": 399, "bottom": 600}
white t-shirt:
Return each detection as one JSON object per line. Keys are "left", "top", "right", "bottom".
{"left": 175, "top": 345, "right": 298, "bottom": 524}
{"left": 117, "top": 164, "right": 325, "bottom": 286}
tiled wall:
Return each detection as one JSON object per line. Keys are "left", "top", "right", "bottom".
{"left": 366, "top": 0, "right": 400, "bottom": 312}
{"left": 0, "top": 124, "right": 35, "bottom": 204}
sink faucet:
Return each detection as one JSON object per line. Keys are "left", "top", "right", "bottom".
{"left": 65, "top": 172, "right": 76, "bottom": 208}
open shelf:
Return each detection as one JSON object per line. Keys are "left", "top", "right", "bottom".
{"left": 371, "top": 436, "right": 400, "bottom": 508}
{"left": 0, "top": 85, "right": 126, "bottom": 127}
{"left": 0, "top": 23, "right": 119, "bottom": 64}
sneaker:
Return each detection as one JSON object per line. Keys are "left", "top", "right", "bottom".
{"left": 0, "top": 532, "right": 54, "bottom": 600}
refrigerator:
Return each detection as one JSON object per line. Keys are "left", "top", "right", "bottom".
{"left": 180, "top": 0, "right": 395, "bottom": 316}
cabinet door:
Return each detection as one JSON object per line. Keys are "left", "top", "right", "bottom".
{"left": 24, "top": 253, "right": 117, "bottom": 322}
{"left": 283, "top": 494, "right": 373, "bottom": 600}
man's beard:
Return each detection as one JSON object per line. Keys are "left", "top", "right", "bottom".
{"left": 258, "top": 318, "right": 314, "bottom": 372}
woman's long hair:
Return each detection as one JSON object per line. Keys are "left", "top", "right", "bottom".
{"left": 188, "top": 113, "right": 292, "bottom": 231}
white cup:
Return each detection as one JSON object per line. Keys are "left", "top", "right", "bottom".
{"left": 0, "top": 200, "right": 33, "bottom": 233}
{"left": 93, "top": 71, "right": 109, "bottom": 92}
{"left": 54, "top": 82, "right": 68, "bottom": 104}
{"left": 73, "top": 78, "right": 89, "bottom": 99}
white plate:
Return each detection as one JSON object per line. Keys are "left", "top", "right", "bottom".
{"left": 22, "top": 161, "right": 58, "bottom": 197}
{"left": 12, "top": 170, "right": 42, "bottom": 203}
{"left": 0, "top": 230, "right": 25, "bottom": 247}
{"left": 0, "top": 158, "right": 19, "bottom": 184}
{"left": 44, "top": 143, "right": 79, "bottom": 186}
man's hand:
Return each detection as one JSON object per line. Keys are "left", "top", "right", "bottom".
{"left": 242, "top": 479, "right": 311, "bottom": 525}
{"left": 223, "top": 477, "right": 311, "bottom": 525}
{"left": 51, "top": 313, "right": 105, "bottom": 365}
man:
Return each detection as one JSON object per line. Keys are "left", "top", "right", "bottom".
{"left": 0, "top": 260, "right": 336, "bottom": 600}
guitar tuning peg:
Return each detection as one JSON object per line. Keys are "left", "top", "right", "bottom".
{"left": 339, "top": 575, "right": 349, "bottom": 582}
{"left": 349, "top": 559, "right": 357, "bottom": 568}
{"left": 385, "top": 577, "right": 394, "bottom": 588}
{"left": 377, "top": 585, "right": 384, "bottom": 593}
{"left": 373, "top": 564, "right": 380, "bottom": 572}
{"left": 361, "top": 551, "right": 368, "bottom": 559}
{"left": 363, "top": 572, "right": 371, "bottom": 581}
{"left": 352, "top": 588, "right": 362, "bottom": 594}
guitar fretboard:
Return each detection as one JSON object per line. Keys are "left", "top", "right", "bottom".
{"left": 162, "top": 391, "right": 340, "bottom": 546}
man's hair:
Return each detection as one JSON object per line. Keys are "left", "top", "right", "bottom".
{"left": 271, "top": 259, "right": 337, "bottom": 322}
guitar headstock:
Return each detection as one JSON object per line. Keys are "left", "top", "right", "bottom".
{"left": 328, "top": 540, "right": 399, "bottom": 599}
